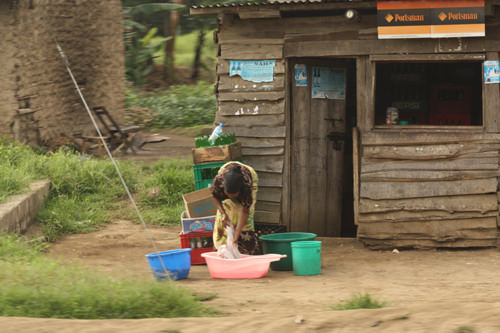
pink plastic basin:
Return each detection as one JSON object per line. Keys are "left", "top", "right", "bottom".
{"left": 201, "top": 252, "right": 287, "bottom": 279}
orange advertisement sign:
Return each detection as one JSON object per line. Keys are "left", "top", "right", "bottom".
{"left": 377, "top": 0, "right": 485, "bottom": 39}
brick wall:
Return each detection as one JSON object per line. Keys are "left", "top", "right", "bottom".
{"left": 1, "top": 0, "right": 125, "bottom": 144}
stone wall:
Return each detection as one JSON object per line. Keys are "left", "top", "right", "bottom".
{"left": 0, "top": 2, "right": 18, "bottom": 139}
{"left": 1, "top": 0, "right": 125, "bottom": 145}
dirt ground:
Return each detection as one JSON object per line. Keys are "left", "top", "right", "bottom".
{"left": 4, "top": 130, "right": 500, "bottom": 332}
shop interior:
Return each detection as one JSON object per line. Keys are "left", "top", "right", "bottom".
{"left": 374, "top": 61, "right": 483, "bottom": 126}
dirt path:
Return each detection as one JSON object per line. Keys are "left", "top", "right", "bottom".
{"left": 4, "top": 130, "right": 500, "bottom": 332}
{"left": 3, "top": 220, "right": 500, "bottom": 332}
{"left": 116, "top": 128, "right": 197, "bottom": 162}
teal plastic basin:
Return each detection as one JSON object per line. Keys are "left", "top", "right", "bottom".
{"left": 259, "top": 232, "right": 317, "bottom": 270}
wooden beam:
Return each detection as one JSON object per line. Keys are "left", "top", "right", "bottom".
{"left": 238, "top": 9, "right": 281, "bottom": 20}
{"left": 238, "top": 137, "right": 285, "bottom": 148}
{"left": 282, "top": 59, "right": 292, "bottom": 232}
{"left": 369, "top": 53, "right": 485, "bottom": 62}
{"left": 244, "top": 155, "right": 284, "bottom": 174}
{"left": 216, "top": 114, "right": 285, "bottom": 127}
{"left": 357, "top": 217, "right": 498, "bottom": 240}
{"left": 356, "top": 56, "right": 374, "bottom": 133}
{"left": 221, "top": 43, "right": 283, "bottom": 59}
{"left": 258, "top": 187, "right": 282, "bottom": 203}
{"left": 359, "top": 238, "right": 497, "bottom": 250}
{"left": 361, "top": 131, "right": 500, "bottom": 146}
{"left": 218, "top": 91, "right": 285, "bottom": 102}
{"left": 285, "top": 39, "right": 500, "bottom": 58}
{"left": 360, "top": 178, "right": 498, "bottom": 200}
{"left": 190, "top": 1, "right": 377, "bottom": 16}
{"left": 352, "top": 127, "right": 360, "bottom": 226}
{"left": 224, "top": 125, "right": 286, "bottom": 138}
{"left": 363, "top": 143, "right": 500, "bottom": 160}
{"left": 257, "top": 172, "right": 283, "bottom": 187}
{"left": 361, "top": 155, "right": 499, "bottom": 173}
{"left": 218, "top": 100, "right": 285, "bottom": 116}
{"left": 359, "top": 210, "right": 498, "bottom": 223}
{"left": 359, "top": 194, "right": 499, "bottom": 214}
{"left": 360, "top": 170, "right": 500, "bottom": 182}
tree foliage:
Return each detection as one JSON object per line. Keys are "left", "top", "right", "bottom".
{"left": 123, "top": 1, "right": 185, "bottom": 85}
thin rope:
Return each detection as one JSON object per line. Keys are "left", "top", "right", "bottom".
{"left": 55, "top": 40, "right": 168, "bottom": 274}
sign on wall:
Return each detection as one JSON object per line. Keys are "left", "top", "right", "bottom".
{"left": 377, "top": 0, "right": 485, "bottom": 39}
{"left": 294, "top": 64, "right": 308, "bottom": 86}
{"left": 484, "top": 61, "right": 500, "bottom": 84}
{"left": 311, "top": 67, "right": 345, "bottom": 100}
{"left": 229, "top": 60, "right": 275, "bottom": 83}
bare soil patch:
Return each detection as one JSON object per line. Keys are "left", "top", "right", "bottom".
{"left": 4, "top": 130, "right": 500, "bottom": 332}
{"left": 4, "top": 220, "right": 500, "bottom": 332}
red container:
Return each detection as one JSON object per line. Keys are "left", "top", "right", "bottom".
{"left": 180, "top": 231, "right": 214, "bottom": 265}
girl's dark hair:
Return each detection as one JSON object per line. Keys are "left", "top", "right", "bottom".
{"left": 224, "top": 165, "right": 244, "bottom": 194}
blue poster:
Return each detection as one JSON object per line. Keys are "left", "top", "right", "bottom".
{"left": 484, "top": 60, "right": 500, "bottom": 84}
{"left": 294, "top": 64, "right": 307, "bottom": 86}
{"left": 229, "top": 60, "right": 275, "bottom": 83}
{"left": 311, "top": 67, "right": 345, "bottom": 100}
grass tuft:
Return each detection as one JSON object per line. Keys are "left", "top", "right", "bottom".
{"left": 331, "top": 293, "right": 386, "bottom": 311}
{"left": 454, "top": 326, "right": 476, "bottom": 333}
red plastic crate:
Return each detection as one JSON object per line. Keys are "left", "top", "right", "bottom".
{"left": 180, "top": 231, "right": 214, "bottom": 265}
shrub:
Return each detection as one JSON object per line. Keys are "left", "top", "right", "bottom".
{"left": 125, "top": 81, "right": 216, "bottom": 128}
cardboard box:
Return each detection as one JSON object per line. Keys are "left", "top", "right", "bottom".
{"left": 181, "top": 211, "right": 215, "bottom": 233}
{"left": 182, "top": 187, "right": 217, "bottom": 218}
{"left": 192, "top": 142, "right": 242, "bottom": 165}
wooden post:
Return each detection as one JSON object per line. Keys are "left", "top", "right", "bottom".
{"left": 484, "top": 52, "right": 500, "bottom": 133}
{"left": 352, "top": 127, "right": 360, "bottom": 226}
{"left": 356, "top": 56, "right": 374, "bottom": 133}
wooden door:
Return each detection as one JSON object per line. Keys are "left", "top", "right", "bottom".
{"left": 290, "top": 60, "right": 348, "bottom": 236}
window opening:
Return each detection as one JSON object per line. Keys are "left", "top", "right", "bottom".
{"left": 375, "top": 62, "right": 483, "bottom": 126}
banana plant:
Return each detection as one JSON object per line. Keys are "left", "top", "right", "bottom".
{"left": 123, "top": 2, "right": 185, "bottom": 86}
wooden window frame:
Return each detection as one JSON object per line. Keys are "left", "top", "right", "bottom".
{"left": 369, "top": 53, "right": 489, "bottom": 132}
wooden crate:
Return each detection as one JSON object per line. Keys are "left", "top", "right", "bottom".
{"left": 192, "top": 142, "right": 242, "bottom": 165}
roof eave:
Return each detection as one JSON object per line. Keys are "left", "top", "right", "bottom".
{"left": 190, "top": 1, "right": 377, "bottom": 16}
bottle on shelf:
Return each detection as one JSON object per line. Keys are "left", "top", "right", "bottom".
{"left": 208, "top": 123, "right": 223, "bottom": 145}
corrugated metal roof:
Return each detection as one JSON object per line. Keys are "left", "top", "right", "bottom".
{"left": 192, "top": 0, "right": 370, "bottom": 10}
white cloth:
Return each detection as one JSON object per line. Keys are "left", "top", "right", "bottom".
{"left": 217, "top": 225, "right": 241, "bottom": 259}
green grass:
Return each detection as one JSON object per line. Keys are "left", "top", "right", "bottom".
{"left": 134, "top": 159, "right": 195, "bottom": 225}
{"left": 0, "top": 139, "right": 196, "bottom": 241}
{"left": 0, "top": 140, "right": 37, "bottom": 203}
{"left": 331, "top": 293, "right": 386, "bottom": 311}
{"left": 0, "top": 234, "right": 215, "bottom": 319}
{"left": 125, "top": 81, "right": 216, "bottom": 129}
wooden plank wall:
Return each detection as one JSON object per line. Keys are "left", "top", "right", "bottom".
{"left": 216, "top": 15, "right": 286, "bottom": 224}
{"left": 215, "top": 13, "right": 376, "bottom": 226}
{"left": 357, "top": 132, "right": 500, "bottom": 249}
{"left": 215, "top": 7, "right": 500, "bottom": 247}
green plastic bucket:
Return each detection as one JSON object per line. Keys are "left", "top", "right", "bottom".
{"left": 291, "top": 241, "right": 322, "bottom": 276}
{"left": 259, "top": 232, "right": 317, "bottom": 270}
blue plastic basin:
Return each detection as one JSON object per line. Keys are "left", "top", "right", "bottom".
{"left": 145, "top": 249, "right": 192, "bottom": 281}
